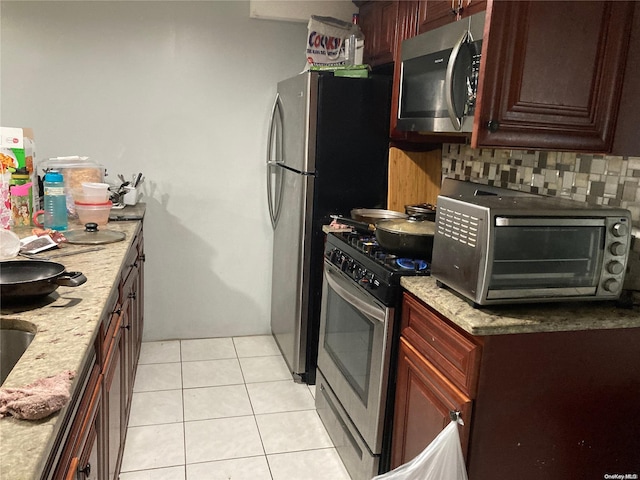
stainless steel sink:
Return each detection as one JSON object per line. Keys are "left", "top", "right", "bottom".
{"left": 0, "top": 323, "right": 36, "bottom": 385}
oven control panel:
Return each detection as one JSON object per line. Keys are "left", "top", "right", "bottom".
{"left": 328, "top": 248, "right": 381, "bottom": 290}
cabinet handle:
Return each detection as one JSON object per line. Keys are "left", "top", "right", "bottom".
{"left": 139, "top": 253, "right": 146, "bottom": 262}
{"left": 122, "top": 324, "right": 131, "bottom": 330}
{"left": 112, "top": 308, "right": 122, "bottom": 315}
{"left": 449, "top": 410, "right": 463, "bottom": 423}
{"left": 128, "top": 292, "right": 137, "bottom": 300}
{"left": 79, "top": 462, "right": 91, "bottom": 477}
{"left": 487, "top": 120, "right": 500, "bottom": 133}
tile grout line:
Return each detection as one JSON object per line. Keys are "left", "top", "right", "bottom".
{"left": 179, "top": 339, "right": 188, "bottom": 479}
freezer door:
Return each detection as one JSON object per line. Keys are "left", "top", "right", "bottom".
{"left": 270, "top": 166, "right": 314, "bottom": 379}
{"left": 267, "top": 93, "right": 284, "bottom": 228}
{"left": 277, "top": 72, "right": 317, "bottom": 174}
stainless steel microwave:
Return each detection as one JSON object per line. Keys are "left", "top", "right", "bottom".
{"left": 397, "top": 12, "right": 485, "bottom": 133}
{"left": 431, "top": 191, "right": 632, "bottom": 306}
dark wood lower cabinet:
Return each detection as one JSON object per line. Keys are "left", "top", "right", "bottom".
{"left": 392, "top": 291, "right": 640, "bottom": 479}
{"left": 391, "top": 338, "right": 472, "bottom": 467}
{"left": 104, "top": 323, "right": 123, "bottom": 480}
{"left": 59, "top": 364, "right": 102, "bottom": 480}
{"left": 49, "top": 223, "right": 144, "bottom": 480}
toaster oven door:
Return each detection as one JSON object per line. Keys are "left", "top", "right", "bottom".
{"left": 485, "top": 218, "right": 605, "bottom": 299}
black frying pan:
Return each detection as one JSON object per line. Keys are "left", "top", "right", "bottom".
{"left": 331, "top": 215, "right": 435, "bottom": 260}
{"left": 1, "top": 260, "right": 87, "bottom": 301}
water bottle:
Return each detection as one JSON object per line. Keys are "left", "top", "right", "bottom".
{"left": 346, "top": 13, "right": 365, "bottom": 66}
{"left": 43, "top": 170, "right": 67, "bottom": 230}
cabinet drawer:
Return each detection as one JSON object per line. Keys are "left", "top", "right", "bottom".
{"left": 401, "top": 293, "right": 481, "bottom": 397}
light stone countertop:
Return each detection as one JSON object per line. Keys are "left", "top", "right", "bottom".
{"left": 401, "top": 276, "right": 640, "bottom": 336}
{"left": 0, "top": 219, "right": 142, "bottom": 480}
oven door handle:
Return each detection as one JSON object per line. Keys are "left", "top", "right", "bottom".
{"left": 325, "top": 268, "right": 386, "bottom": 324}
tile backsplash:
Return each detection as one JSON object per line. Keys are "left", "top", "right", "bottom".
{"left": 441, "top": 144, "right": 640, "bottom": 226}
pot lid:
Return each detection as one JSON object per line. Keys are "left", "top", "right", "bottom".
{"left": 351, "top": 208, "right": 407, "bottom": 223}
{"left": 405, "top": 203, "right": 436, "bottom": 214}
{"left": 376, "top": 217, "right": 436, "bottom": 236}
{"left": 65, "top": 223, "right": 126, "bottom": 245}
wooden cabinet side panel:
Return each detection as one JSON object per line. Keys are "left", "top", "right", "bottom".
{"left": 473, "top": 0, "right": 634, "bottom": 152}
{"left": 387, "top": 147, "right": 442, "bottom": 211}
{"left": 391, "top": 338, "right": 472, "bottom": 469}
{"left": 468, "top": 328, "right": 640, "bottom": 479}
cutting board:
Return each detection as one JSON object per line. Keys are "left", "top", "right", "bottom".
{"left": 109, "top": 203, "right": 146, "bottom": 221}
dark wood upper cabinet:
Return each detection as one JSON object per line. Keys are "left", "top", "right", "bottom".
{"left": 417, "top": 0, "right": 487, "bottom": 34}
{"left": 358, "top": 1, "right": 399, "bottom": 67}
{"left": 473, "top": 0, "right": 635, "bottom": 152}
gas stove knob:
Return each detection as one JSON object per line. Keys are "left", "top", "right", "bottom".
{"left": 340, "top": 257, "right": 352, "bottom": 272}
{"left": 365, "top": 273, "right": 378, "bottom": 289}
{"left": 329, "top": 249, "right": 341, "bottom": 264}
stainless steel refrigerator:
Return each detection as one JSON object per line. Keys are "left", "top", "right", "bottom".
{"left": 267, "top": 71, "right": 391, "bottom": 384}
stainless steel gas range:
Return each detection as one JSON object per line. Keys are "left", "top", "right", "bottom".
{"left": 315, "top": 231, "right": 431, "bottom": 480}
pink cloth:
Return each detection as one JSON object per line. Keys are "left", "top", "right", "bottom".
{"left": 0, "top": 370, "right": 75, "bottom": 420}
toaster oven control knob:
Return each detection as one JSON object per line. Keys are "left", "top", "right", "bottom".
{"left": 610, "top": 242, "right": 627, "bottom": 256}
{"left": 612, "top": 223, "right": 628, "bottom": 237}
{"left": 603, "top": 277, "right": 621, "bottom": 292}
{"left": 606, "top": 261, "right": 624, "bottom": 275}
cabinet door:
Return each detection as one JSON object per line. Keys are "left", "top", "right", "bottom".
{"left": 75, "top": 422, "right": 100, "bottom": 480}
{"left": 473, "top": 0, "right": 634, "bottom": 152}
{"left": 60, "top": 365, "right": 103, "bottom": 480}
{"left": 104, "top": 324, "right": 123, "bottom": 480}
{"left": 391, "top": 338, "right": 472, "bottom": 469}
{"left": 417, "top": 0, "right": 487, "bottom": 33}
{"left": 360, "top": 1, "right": 399, "bottom": 66}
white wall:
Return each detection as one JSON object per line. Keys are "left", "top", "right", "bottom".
{"left": 249, "top": 0, "right": 356, "bottom": 23}
{"left": 0, "top": 1, "right": 309, "bottom": 341}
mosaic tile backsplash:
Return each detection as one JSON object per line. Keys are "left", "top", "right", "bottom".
{"left": 441, "top": 144, "right": 640, "bottom": 226}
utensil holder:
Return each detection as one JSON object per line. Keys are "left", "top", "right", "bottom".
{"left": 123, "top": 186, "right": 142, "bottom": 206}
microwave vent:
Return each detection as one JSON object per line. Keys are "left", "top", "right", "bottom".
{"left": 437, "top": 207, "right": 479, "bottom": 248}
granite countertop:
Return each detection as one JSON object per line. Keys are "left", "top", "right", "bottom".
{"left": 401, "top": 276, "right": 640, "bottom": 336}
{"left": 0, "top": 219, "right": 142, "bottom": 480}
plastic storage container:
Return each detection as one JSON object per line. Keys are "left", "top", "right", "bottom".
{"left": 39, "top": 157, "right": 105, "bottom": 215}
{"left": 43, "top": 170, "right": 67, "bottom": 230}
{"left": 75, "top": 200, "right": 112, "bottom": 226}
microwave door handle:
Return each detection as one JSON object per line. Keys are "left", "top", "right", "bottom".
{"left": 325, "top": 269, "right": 386, "bottom": 324}
{"left": 445, "top": 30, "right": 470, "bottom": 132}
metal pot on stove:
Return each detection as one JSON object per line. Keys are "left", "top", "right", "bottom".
{"left": 332, "top": 210, "right": 435, "bottom": 261}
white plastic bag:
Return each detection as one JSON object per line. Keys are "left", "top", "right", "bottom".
{"left": 305, "top": 15, "right": 352, "bottom": 67}
{"left": 372, "top": 420, "right": 469, "bottom": 480}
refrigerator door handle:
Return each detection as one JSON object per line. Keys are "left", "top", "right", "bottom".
{"left": 267, "top": 94, "right": 284, "bottom": 229}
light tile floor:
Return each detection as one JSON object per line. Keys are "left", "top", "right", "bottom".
{"left": 119, "top": 335, "right": 352, "bottom": 480}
